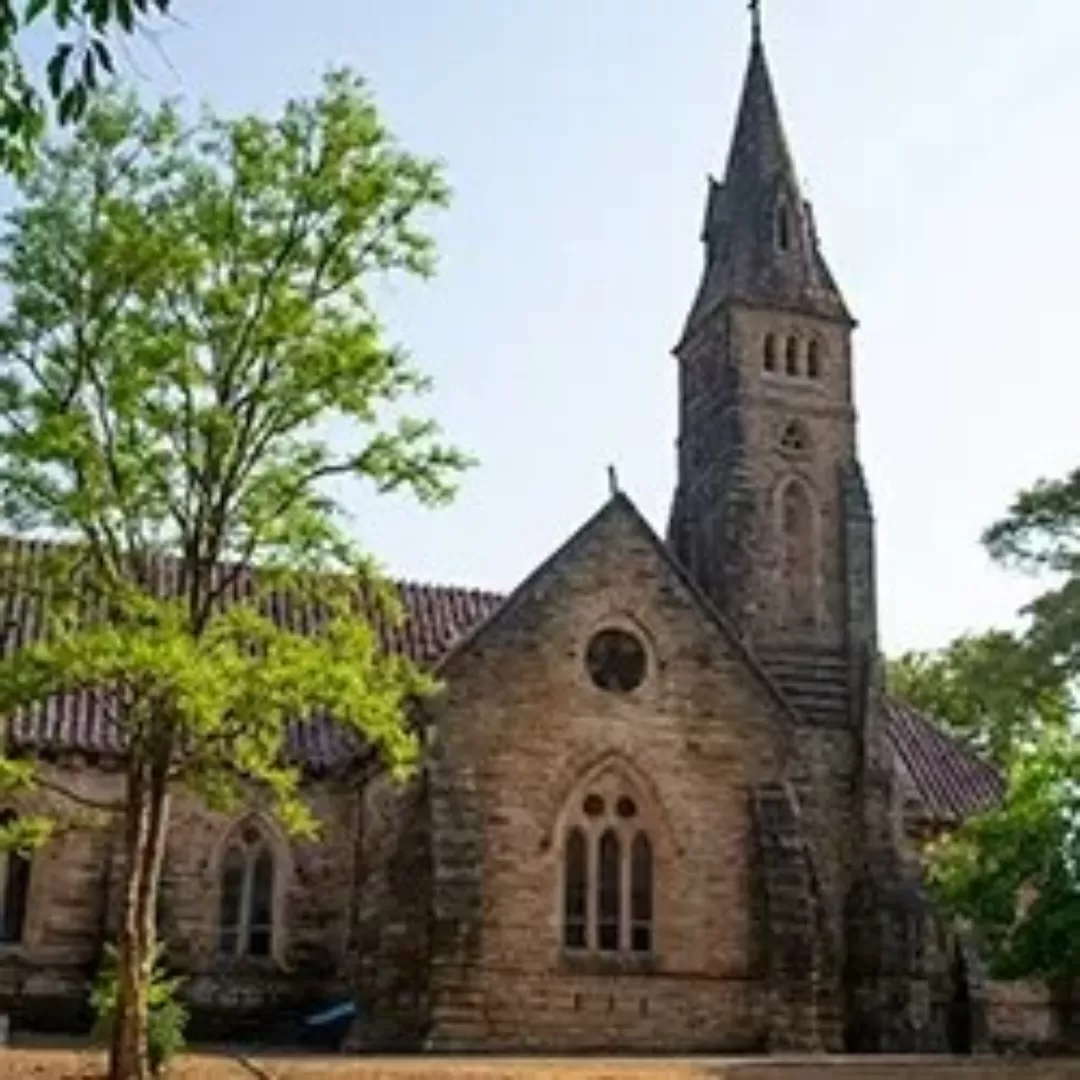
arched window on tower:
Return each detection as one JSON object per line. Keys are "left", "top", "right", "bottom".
{"left": 218, "top": 820, "right": 276, "bottom": 959}
{"left": 0, "top": 810, "right": 30, "bottom": 944}
{"left": 763, "top": 333, "right": 778, "bottom": 373}
{"left": 807, "top": 339, "right": 822, "bottom": 379}
{"left": 785, "top": 336, "right": 799, "bottom": 376}
{"left": 780, "top": 479, "right": 817, "bottom": 630}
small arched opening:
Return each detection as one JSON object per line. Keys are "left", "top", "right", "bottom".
{"left": 776, "top": 203, "right": 791, "bottom": 251}
{"left": 785, "top": 336, "right": 799, "bottom": 376}
{"left": 763, "top": 333, "right": 778, "bottom": 373}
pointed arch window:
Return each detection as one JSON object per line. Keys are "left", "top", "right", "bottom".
{"left": 0, "top": 810, "right": 30, "bottom": 945}
{"left": 807, "top": 339, "right": 822, "bottom": 379}
{"left": 560, "top": 775, "right": 655, "bottom": 957}
{"left": 780, "top": 479, "right": 817, "bottom": 630}
{"left": 218, "top": 821, "right": 276, "bottom": 959}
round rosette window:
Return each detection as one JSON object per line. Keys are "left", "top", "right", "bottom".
{"left": 585, "top": 628, "right": 648, "bottom": 693}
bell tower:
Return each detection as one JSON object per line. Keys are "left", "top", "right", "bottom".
{"left": 667, "top": 13, "right": 876, "bottom": 726}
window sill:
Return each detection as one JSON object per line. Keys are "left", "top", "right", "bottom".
{"left": 210, "top": 954, "right": 287, "bottom": 975}
{"left": 558, "top": 949, "right": 659, "bottom": 976}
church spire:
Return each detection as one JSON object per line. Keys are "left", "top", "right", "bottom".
{"left": 679, "top": 12, "right": 851, "bottom": 341}
{"left": 723, "top": 8, "right": 798, "bottom": 209}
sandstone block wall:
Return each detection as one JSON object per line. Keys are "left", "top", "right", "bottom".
{"left": 348, "top": 769, "right": 431, "bottom": 1048}
{"left": 422, "top": 502, "right": 826, "bottom": 1052}
{"left": 987, "top": 980, "right": 1060, "bottom": 1051}
{"left": 0, "top": 761, "right": 358, "bottom": 1037}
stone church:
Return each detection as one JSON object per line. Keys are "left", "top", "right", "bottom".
{"left": 0, "top": 16, "right": 1018, "bottom": 1056}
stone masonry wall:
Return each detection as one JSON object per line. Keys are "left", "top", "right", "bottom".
{"left": 347, "top": 769, "right": 431, "bottom": 1049}
{"left": 159, "top": 782, "right": 358, "bottom": 1039}
{"left": 671, "top": 298, "right": 867, "bottom": 1006}
{"left": 0, "top": 762, "right": 118, "bottom": 1031}
{"left": 424, "top": 502, "right": 829, "bottom": 1052}
{"left": 0, "top": 761, "right": 356, "bottom": 1038}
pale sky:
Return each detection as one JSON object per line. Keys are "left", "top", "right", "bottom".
{"left": 123, "top": 1, "right": 1079, "bottom": 653}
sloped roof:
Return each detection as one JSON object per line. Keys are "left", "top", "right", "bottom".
{"left": 884, "top": 696, "right": 1005, "bottom": 825}
{"left": 0, "top": 539, "right": 502, "bottom": 772}
{"left": 0, "top": 538, "right": 1003, "bottom": 821}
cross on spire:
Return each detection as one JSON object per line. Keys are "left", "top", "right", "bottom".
{"left": 748, "top": 0, "right": 762, "bottom": 43}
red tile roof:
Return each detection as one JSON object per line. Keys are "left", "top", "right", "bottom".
{"left": 0, "top": 540, "right": 503, "bottom": 772}
{"left": 883, "top": 696, "right": 1005, "bottom": 825}
{"left": 0, "top": 541, "right": 1003, "bottom": 821}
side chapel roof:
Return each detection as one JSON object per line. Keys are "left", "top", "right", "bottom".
{"left": 883, "top": 696, "right": 1005, "bottom": 826}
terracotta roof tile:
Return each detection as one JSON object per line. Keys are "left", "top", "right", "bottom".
{"left": 883, "top": 695, "right": 1005, "bottom": 825}
{"left": 0, "top": 540, "right": 503, "bottom": 771}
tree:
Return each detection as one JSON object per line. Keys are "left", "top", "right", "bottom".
{"left": 0, "top": 1, "right": 175, "bottom": 175}
{"left": 926, "top": 732, "right": 1080, "bottom": 981}
{"left": 907, "top": 467, "right": 1080, "bottom": 983}
{"left": 0, "top": 74, "right": 465, "bottom": 1080}
{"left": 985, "top": 466, "right": 1080, "bottom": 680}
{"left": 888, "top": 630, "right": 1071, "bottom": 766}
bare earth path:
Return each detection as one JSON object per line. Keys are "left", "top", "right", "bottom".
{"left": 4, "top": 1050, "right": 1080, "bottom": 1080}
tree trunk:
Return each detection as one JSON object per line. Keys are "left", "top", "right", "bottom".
{"left": 109, "top": 755, "right": 171, "bottom": 1080}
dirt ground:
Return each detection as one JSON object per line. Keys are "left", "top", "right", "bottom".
{"left": 0, "top": 1051, "right": 715, "bottom": 1080}
{"left": 4, "top": 1050, "right": 1080, "bottom": 1080}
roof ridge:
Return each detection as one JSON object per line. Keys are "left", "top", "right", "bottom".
{"left": 0, "top": 532, "right": 506, "bottom": 601}
{"left": 394, "top": 576, "right": 505, "bottom": 600}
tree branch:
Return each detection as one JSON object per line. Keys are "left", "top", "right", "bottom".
{"left": 36, "top": 771, "right": 125, "bottom": 814}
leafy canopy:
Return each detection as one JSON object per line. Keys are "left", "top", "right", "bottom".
{"left": 926, "top": 733, "right": 1080, "bottom": 981}
{"left": 888, "top": 630, "right": 1072, "bottom": 766}
{"left": 0, "top": 1, "right": 174, "bottom": 174}
{"left": 907, "top": 466, "right": 1080, "bottom": 982}
{"left": 985, "top": 466, "right": 1080, "bottom": 680}
{"left": 0, "top": 72, "right": 468, "bottom": 834}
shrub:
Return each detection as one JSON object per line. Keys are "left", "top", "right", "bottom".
{"left": 91, "top": 944, "right": 189, "bottom": 1076}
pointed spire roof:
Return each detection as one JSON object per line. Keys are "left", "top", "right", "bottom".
{"left": 723, "top": 22, "right": 798, "bottom": 207}
{"left": 679, "top": 21, "right": 852, "bottom": 343}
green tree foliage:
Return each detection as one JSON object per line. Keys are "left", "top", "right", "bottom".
{"left": 985, "top": 466, "right": 1080, "bottom": 679}
{"left": 0, "top": 1, "right": 174, "bottom": 174}
{"left": 927, "top": 733, "right": 1080, "bottom": 981}
{"left": 903, "top": 467, "right": 1080, "bottom": 983}
{"left": 0, "top": 75, "right": 465, "bottom": 1079}
{"left": 92, "top": 944, "right": 188, "bottom": 1076}
{"left": 888, "top": 630, "right": 1071, "bottom": 766}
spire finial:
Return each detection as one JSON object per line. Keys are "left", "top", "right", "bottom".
{"left": 607, "top": 464, "right": 620, "bottom": 497}
{"left": 749, "top": 0, "right": 762, "bottom": 44}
